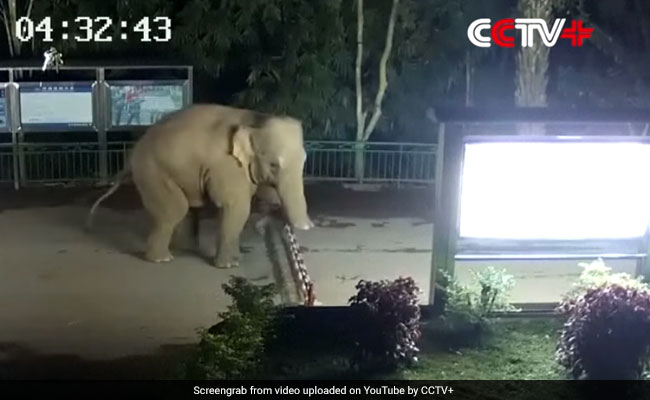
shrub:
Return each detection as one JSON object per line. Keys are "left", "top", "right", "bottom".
{"left": 564, "top": 258, "right": 648, "bottom": 301}
{"left": 556, "top": 283, "right": 650, "bottom": 380}
{"left": 185, "top": 276, "right": 278, "bottom": 380}
{"left": 443, "top": 266, "right": 518, "bottom": 325}
{"left": 348, "top": 277, "right": 422, "bottom": 371}
{"left": 557, "top": 259, "right": 650, "bottom": 380}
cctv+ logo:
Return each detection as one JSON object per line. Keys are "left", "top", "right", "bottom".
{"left": 468, "top": 18, "right": 594, "bottom": 48}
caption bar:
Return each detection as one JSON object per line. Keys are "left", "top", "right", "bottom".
{"left": 194, "top": 384, "right": 454, "bottom": 397}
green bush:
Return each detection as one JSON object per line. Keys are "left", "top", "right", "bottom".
{"left": 557, "top": 284, "right": 650, "bottom": 379}
{"left": 564, "top": 258, "right": 647, "bottom": 300}
{"left": 443, "top": 266, "right": 519, "bottom": 325}
{"left": 556, "top": 259, "right": 650, "bottom": 380}
{"left": 348, "top": 277, "right": 422, "bottom": 372}
{"left": 184, "top": 276, "right": 278, "bottom": 380}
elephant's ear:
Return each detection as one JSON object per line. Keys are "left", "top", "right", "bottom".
{"left": 231, "top": 125, "right": 254, "bottom": 167}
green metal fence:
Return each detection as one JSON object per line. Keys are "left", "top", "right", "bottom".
{"left": 305, "top": 141, "right": 436, "bottom": 183}
{"left": 0, "top": 141, "right": 437, "bottom": 188}
{"left": 0, "top": 143, "right": 14, "bottom": 184}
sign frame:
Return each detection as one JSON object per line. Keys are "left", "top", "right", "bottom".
{"left": 104, "top": 79, "right": 190, "bottom": 131}
{"left": 0, "top": 83, "right": 11, "bottom": 133}
{"left": 429, "top": 112, "right": 650, "bottom": 307}
{"left": 17, "top": 81, "right": 98, "bottom": 132}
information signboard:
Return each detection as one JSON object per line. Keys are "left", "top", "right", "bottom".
{"left": 107, "top": 81, "right": 186, "bottom": 129}
{"left": 19, "top": 82, "right": 94, "bottom": 131}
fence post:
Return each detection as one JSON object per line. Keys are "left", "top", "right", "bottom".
{"left": 397, "top": 144, "right": 403, "bottom": 188}
{"left": 353, "top": 141, "right": 365, "bottom": 185}
{"left": 8, "top": 69, "right": 25, "bottom": 189}
{"left": 96, "top": 68, "right": 108, "bottom": 184}
{"left": 7, "top": 76, "right": 18, "bottom": 189}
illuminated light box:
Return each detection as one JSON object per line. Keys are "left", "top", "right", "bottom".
{"left": 454, "top": 137, "right": 650, "bottom": 257}
{"left": 19, "top": 82, "right": 95, "bottom": 131}
{"left": 106, "top": 80, "right": 187, "bottom": 129}
{"left": 459, "top": 139, "right": 650, "bottom": 241}
{"left": 430, "top": 108, "right": 650, "bottom": 306}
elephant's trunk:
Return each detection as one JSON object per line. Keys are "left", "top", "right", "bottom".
{"left": 277, "top": 173, "right": 313, "bottom": 231}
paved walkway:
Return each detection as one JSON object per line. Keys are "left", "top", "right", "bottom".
{"left": 0, "top": 184, "right": 637, "bottom": 360}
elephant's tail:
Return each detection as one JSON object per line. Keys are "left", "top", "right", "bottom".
{"left": 85, "top": 168, "right": 132, "bottom": 231}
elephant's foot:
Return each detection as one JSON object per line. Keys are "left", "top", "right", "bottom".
{"left": 145, "top": 250, "right": 175, "bottom": 263}
{"left": 214, "top": 252, "right": 240, "bottom": 269}
{"left": 214, "top": 259, "right": 239, "bottom": 269}
{"left": 153, "top": 255, "right": 175, "bottom": 263}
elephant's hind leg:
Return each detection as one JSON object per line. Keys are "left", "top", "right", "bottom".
{"left": 136, "top": 177, "right": 189, "bottom": 263}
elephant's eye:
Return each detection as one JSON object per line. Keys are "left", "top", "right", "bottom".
{"left": 269, "top": 161, "right": 281, "bottom": 171}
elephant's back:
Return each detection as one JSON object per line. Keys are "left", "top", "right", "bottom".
{"left": 133, "top": 105, "right": 231, "bottom": 160}
{"left": 129, "top": 104, "right": 241, "bottom": 200}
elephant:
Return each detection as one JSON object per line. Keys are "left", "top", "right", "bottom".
{"left": 86, "top": 104, "right": 314, "bottom": 268}
{"left": 187, "top": 183, "right": 283, "bottom": 242}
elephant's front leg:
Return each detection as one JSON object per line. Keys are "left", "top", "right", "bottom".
{"left": 214, "top": 201, "right": 251, "bottom": 269}
{"left": 146, "top": 221, "right": 177, "bottom": 263}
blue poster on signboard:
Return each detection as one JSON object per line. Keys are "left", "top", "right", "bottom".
{"left": 108, "top": 82, "right": 185, "bottom": 128}
{"left": 19, "top": 82, "right": 94, "bottom": 130}
{"left": 0, "top": 86, "right": 7, "bottom": 131}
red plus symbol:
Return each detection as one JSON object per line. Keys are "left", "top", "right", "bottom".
{"left": 560, "top": 20, "right": 594, "bottom": 47}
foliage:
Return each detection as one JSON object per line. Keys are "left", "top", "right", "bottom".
{"left": 184, "top": 276, "right": 278, "bottom": 380}
{"left": 174, "top": 0, "right": 494, "bottom": 140}
{"left": 174, "top": 0, "right": 354, "bottom": 139}
{"left": 378, "top": 0, "right": 513, "bottom": 139}
{"left": 443, "top": 266, "right": 518, "bottom": 325}
{"left": 348, "top": 276, "right": 422, "bottom": 371}
{"left": 556, "top": 283, "right": 650, "bottom": 380}
{"left": 551, "top": 0, "right": 650, "bottom": 108}
{"left": 564, "top": 258, "right": 648, "bottom": 300}
{"left": 556, "top": 259, "right": 650, "bottom": 380}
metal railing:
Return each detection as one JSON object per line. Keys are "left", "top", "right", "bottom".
{"left": 0, "top": 143, "right": 14, "bottom": 184}
{"left": 305, "top": 141, "right": 436, "bottom": 184}
{"left": 0, "top": 140, "right": 437, "bottom": 188}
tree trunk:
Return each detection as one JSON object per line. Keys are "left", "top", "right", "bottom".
{"left": 354, "top": 0, "right": 400, "bottom": 182}
{"left": 515, "top": 0, "right": 552, "bottom": 135}
{"left": 465, "top": 50, "right": 474, "bottom": 106}
{"left": 8, "top": 0, "right": 20, "bottom": 56}
{"left": 2, "top": 0, "right": 33, "bottom": 58}
{"left": 362, "top": 0, "right": 399, "bottom": 140}
{"left": 354, "top": 0, "right": 365, "bottom": 181}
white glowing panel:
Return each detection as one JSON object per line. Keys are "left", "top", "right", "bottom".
{"left": 459, "top": 141, "right": 650, "bottom": 240}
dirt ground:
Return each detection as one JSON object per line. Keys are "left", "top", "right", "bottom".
{"left": 0, "top": 182, "right": 637, "bottom": 378}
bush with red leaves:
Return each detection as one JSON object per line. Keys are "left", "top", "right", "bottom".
{"left": 556, "top": 284, "right": 650, "bottom": 380}
{"left": 348, "top": 277, "right": 422, "bottom": 371}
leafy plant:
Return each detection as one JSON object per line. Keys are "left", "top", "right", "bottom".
{"left": 348, "top": 277, "right": 422, "bottom": 371}
{"left": 565, "top": 258, "right": 648, "bottom": 300}
{"left": 185, "top": 276, "right": 278, "bottom": 380}
{"left": 556, "top": 284, "right": 650, "bottom": 380}
{"left": 556, "top": 259, "right": 650, "bottom": 380}
{"left": 443, "top": 266, "right": 518, "bottom": 325}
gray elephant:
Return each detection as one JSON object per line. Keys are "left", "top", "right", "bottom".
{"left": 86, "top": 104, "right": 314, "bottom": 268}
